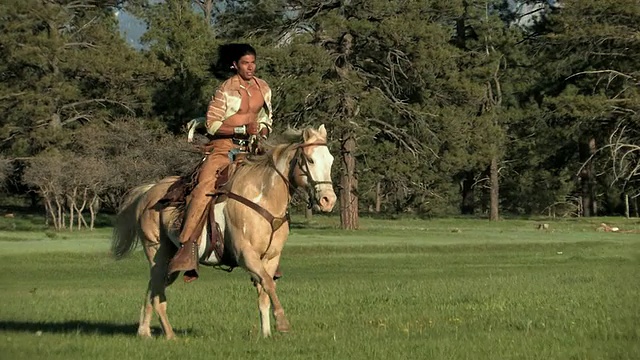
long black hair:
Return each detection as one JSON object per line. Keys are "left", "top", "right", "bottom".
{"left": 211, "top": 43, "right": 257, "bottom": 80}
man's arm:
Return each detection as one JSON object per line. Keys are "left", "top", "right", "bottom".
{"left": 204, "top": 89, "right": 253, "bottom": 136}
{"left": 205, "top": 89, "right": 227, "bottom": 135}
{"left": 258, "top": 83, "right": 273, "bottom": 138}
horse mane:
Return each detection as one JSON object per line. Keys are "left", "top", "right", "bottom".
{"left": 230, "top": 127, "right": 306, "bottom": 188}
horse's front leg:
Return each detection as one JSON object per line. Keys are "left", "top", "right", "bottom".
{"left": 255, "top": 282, "right": 271, "bottom": 337}
{"left": 264, "top": 257, "right": 290, "bottom": 333}
{"left": 255, "top": 256, "right": 286, "bottom": 337}
{"left": 242, "top": 252, "right": 290, "bottom": 337}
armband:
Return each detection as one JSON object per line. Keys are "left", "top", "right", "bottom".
{"left": 233, "top": 125, "right": 247, "bottom": 135}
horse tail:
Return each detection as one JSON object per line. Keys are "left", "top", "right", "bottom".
{"left": 111, "top": 183, "right": 155, "bottom": 260}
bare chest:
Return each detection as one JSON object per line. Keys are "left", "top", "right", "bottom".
{"left": 237, "top": 84, "right": 265, "bottom": 114}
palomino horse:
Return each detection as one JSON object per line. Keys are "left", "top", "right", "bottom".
{"left": 111, "top": 125, "right": 336, "bottom": 339}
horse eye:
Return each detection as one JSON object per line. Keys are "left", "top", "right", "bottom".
{"left": 307, "top": 157, "right": 314, "bottom": 165}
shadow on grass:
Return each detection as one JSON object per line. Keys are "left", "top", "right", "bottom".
{"left": 0, "top": 320, "right": 191, "bottom": 337}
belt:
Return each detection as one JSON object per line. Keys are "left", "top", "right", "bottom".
{"left": 206, "top": 134, "right": 250, "bottom": 144}
{"left": 232, "top": 138, "right": 250, "bottom": 146}
{"left": 207, "top": 133, "right": 249, "bottom": 140}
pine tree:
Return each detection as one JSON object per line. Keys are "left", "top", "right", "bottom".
{"left": 529, "top": 0, "right": 640, "bottom": 215}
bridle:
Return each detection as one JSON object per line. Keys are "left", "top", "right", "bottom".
{"left": 274, "top": 141, "right": 333, "bottom": 208}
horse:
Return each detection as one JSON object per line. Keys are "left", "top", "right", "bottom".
{"left": 111, "top": 124, "right": 336, "bottom": 339}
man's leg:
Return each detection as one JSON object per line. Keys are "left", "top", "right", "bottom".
{"left": 168, "top": 154, "right": 226, "bottom": 278}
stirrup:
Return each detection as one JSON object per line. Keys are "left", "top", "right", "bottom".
{"left": 169, "top": 241, "right": 198, "bottom": 275}
{"left": 183, "top": 269, "right": 199, "bottom": 283}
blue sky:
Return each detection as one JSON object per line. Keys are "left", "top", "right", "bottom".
{"left": 115, "top": 9, "right": 146, "bottom": 49}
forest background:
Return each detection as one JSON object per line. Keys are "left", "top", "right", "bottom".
{"left": 1, "top": 0, "right": 639, "bottom": 230}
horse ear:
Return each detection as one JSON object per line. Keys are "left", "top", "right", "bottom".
{"left": 318, "top": 124, "right": 327, "bottom": 138}
{"left": 303, "top": 128, "right": 311, "bottom": 142}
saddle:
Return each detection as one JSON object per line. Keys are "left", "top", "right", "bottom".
{"left": 157, "top": 152, "right": 248, "bottom": 271}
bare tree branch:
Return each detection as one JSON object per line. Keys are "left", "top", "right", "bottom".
{"left": 60, "top": 98, "right": 135, "bottom": 115}
{"left": 64, "top": 42, "right": 98, "bottom": 48}
{"left": 566, "top": 69, "right": 637, "bottom": 83}
{"left": 580, "top": 122, "right": 640, "bottom": 196}
{"left": 0, "top": 92, "right": 27, "bottom": 100}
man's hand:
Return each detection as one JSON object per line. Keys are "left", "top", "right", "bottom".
{"left": 246, "top": 122, "right": 259, "bottom": 136}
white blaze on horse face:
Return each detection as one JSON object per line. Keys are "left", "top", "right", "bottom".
{"left": 308, "top": 145, "right": 336, "bottom": 212}
{"left": 308, "top": 146, "right": 333, "bottom": 185}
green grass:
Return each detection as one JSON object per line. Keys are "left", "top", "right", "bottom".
{"left": 0, "top": 215, "right": 639, "bottom": 359}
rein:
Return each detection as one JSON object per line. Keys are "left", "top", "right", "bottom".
{"left": 218, "top": 141, "right": 332, "bottom": 256}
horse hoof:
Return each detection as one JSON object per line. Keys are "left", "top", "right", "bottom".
{"left": 137, "top": 330, "right": 152, "bottom": 338}
{"left": 276, "top": 320, "right": 290, "bottom": 333}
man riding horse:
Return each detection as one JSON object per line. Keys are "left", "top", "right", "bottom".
{"left": 169, "top": 43, "right": 275, "bottom": 281}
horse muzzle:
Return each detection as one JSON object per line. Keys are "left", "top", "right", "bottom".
{"left": 314, "top": 188, "right": 337, "bottom": 212}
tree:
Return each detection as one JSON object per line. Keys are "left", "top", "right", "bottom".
{"left": 270, "top": 1, "right": 468, "bottom": 224}
{"left": 0, "top": 156, "right": 10, "bottom": 189}
{"left": 590, "top": 116, "right": 640, "bottom": 217}
{"left": 478, "top": 0, "right": 640, "bottom": 217}
{"left": 71, "top": 120, "right": 196, "bottom": 212}
{"left": 136, "top": 0, "right": 218, "bottom": 132}
{"left": 22, "top": 150, "right": 67, "bottom": 229}
{"left": 0, "top": 1, "right": 164, "bottom": 156}
{"left": 213, "top": 0, "right": 522, "bottom": 219}
{"left": 526, "top": 0, "right": 640, "bottom": 216}
{"left": 0, "top": 0, "right": 167, "bottom": 215}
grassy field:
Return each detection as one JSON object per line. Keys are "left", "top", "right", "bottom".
{"left": 0, "top": 214, "right": 639, "bottom": 359}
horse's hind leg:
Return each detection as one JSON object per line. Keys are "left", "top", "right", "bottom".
{"left": 138, "top": 231, "right": 177, "bottom": 340}
{"left": 138, "top": 264, "right": 176, "bottom": 339}
{"left": 138, "top": 283, "right": 154, "bottom": 338}
{"left": 137, "top": 241, "right": 157, "bottom": 338}
{"left": 149, "top": 241, "right": 177, "bottom": 340}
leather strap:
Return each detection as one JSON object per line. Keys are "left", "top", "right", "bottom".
{"left": 224, "top": 191, "right": 288, "bottom": 233}
{"left": 213, "top": 190, "right": 288, "bottom": 259}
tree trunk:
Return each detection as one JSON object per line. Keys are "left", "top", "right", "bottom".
{"left": 194, "top": 0, "right": 214, "bottom": 25}
{"left": 489, "top": 156, "right": 499, "bottom": 221}
{"left": 460, "top": 172, "right": 475, "bottom": 215}
{"left": 89, "top": 194, "right": 98, "bottom": 230}
{"left": 55, "top": 196, "right": 64, "bottom": 230}
{"left": 375, "top": 181, "right": 382, "bottom": 213}
{"left": 75, "top": 188, "right": 88, "bottom": 230}
{"left": 624, "top": 194, "right": 630, "bottom": 219}
{"left": 579, "top": 137, "right": 597, "bottom": 216}
{"left": 44, "top": 196, "right": 56, "bottom": 229}
{"left": 455, "top": 1, "right": 468, "bottom": 49}
{"left": 67, "top": 189, "right": 76, "bottom": 231}
{"left": 340, "top": 132, "right": 358, "bottom": 229}
{"left": 588, "top": 137, "right": 597, "bottom": 216}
